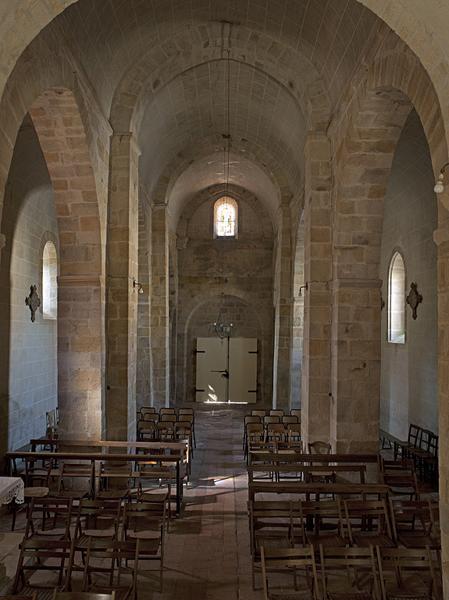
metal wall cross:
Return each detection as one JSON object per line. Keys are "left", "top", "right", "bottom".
{"left": 25, "top": 285, "right": 41, "bottom": 322}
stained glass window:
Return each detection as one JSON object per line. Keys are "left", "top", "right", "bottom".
{"left": 214, "top": 196, "right": 238, "bottom": 238}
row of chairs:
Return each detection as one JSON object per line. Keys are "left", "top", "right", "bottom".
{"left": 250, "top": 408, "right": 301, "bottom": 419}
{"left": 13, "top": 456, "right": 180, "bottom": 530}
{"left": 261, "top": 543, "right": 441, "bottom": 600}
{"left": 401, "top": 424, "right": 438, "bottom": 481}
{"left": 13, "top": 493, "right": 168, "bottom": 596}
{"left": 137, "top": 407, "right": 197, "bottom": 448}
{"left": 250, "top": 496, "right": 441, "bottom": 597}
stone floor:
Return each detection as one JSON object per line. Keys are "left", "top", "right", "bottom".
{"left": 0, "top": 405, "right": 262, "bottom": 599}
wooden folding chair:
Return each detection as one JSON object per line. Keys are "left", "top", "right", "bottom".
{"left": 298, "top": 499, "right": 347, "bottom": 549}
{"left": 319, "top": 544, "right": 381, "bottom": 600}
{"left": 249, "top": 500, "right": 298, "bottom": 589}
{"left": 13, "top": 538, "right": 71, "bottom": 593}
{"left": 269, "top": 410, "right": 284, "bottom": 417}
{"left": 74, "top": 498, "right": 122, "bottom": 546}
{"left": 25, "top": 496, "right": 73, "bottom": 540}
{"left": 376, "top": 546, "right": 441, "bottom": 600}
{"left": 122, "top": 502, "right": 166, "bottom": 590}
{"left": 343, "top": 499, "right": 395, "bottom": 548}
{"left": 260, "top": 545, "right": 319, "bottom": 600}
{"left": 57, "top": 461, "right": 94, "bottom": 500}
{"left": 71, "top": 538, "right": 140, "bottom": 600}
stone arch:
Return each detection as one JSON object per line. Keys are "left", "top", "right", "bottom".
{"left": 21, "top": 87, "right": 104, "bottom": 439}
{"left": 181, "top": 292, "right": 266, "bottom": 405}
{"left": 330, "top": 47, "right": 447, "bottom": 455}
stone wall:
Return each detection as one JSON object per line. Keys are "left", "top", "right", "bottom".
{"left": 0, "top": 118, "right": 58, "bottom": 451}
{"left": 175, "top": 185, "right": 274, "bottom": 406}
{"left": 380, "top": 110, "right": 438, "bottom": 438}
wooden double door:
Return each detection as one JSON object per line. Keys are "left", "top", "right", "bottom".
{"left": 195, "top": 337, "right": 258, "bottom": 403}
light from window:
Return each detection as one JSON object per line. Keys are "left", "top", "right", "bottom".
{"left": 388, "top": 251, "right": 405, "bottom": 344}
{"left": 42, "top": 241, "right": 57, "bottom": 320}
{"left": 214, "top": 196, "right": 238, "bottom": 238}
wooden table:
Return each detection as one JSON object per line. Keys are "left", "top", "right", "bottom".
{"left": 6, "top": 448, "right": 187, "bottom": 514}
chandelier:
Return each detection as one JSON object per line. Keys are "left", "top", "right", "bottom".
{"left": 213, "top": 293, "right": 234, "bottom": 339}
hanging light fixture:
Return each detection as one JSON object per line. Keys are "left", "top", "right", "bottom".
{"left": 213, "top": 293, "right": 234, "bottom": 339}
{"left": 434, "top": 162, "right": 449, "bottom": 193}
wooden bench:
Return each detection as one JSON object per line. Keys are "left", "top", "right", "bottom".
{"left": 248, "top": 481, "right": 389, "bottom": 502}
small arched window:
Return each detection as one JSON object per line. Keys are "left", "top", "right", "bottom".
{"left": 42, "top": 241, "right": 57, "bottom": 320}
{"left": 388, "top": 251, "right": 406, "bottom": 344}
{"left": 214, "top": 196, "right": 238, "bottom": 238}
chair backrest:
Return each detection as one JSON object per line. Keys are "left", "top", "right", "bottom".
{"left": 75, "top": 498, "right": 121, "bottom": 538}
{"left": 251, "top": 410, "right": 267, "bottom": 417}
{"left": 246, "top": 423, "right": 264, "bottom": 436}
{"left": 264, "top": 415, "right": 280, "bottom": 424}
{"left": 290, "top": 409, "right": 301, "bottom": 419}
{"left": 408, "top": 423, "right": 421, "bottom": 447}
{"left": 177, "top": 413, "right": 193, "bottom": 424}
{"left": 140, "top": 412, "right": 158, "bottom": 422}
{"left": 58, "top": 461, "right": 94, "bottom": 491}
{"left": 178, "top": 408, "right": 193, "bottom": 415}
{"left": 269, "top": 410, "right": 284, "bottom": 417}
{"left": 343, "top": 499, "right": 393, "bottom": 544}
{"left": 245, "top": 415, "right": 261, "bottom": 426}
{"left": 319, "top": 545, "right": 380, "bottom": 599}
{"left": 299, "top": 499, "right": 344, "bottom": 543}
{"left": 140, "top": 406, "right": 156, "bottom": 415}
{"left": 160, "top": 407, "right": 176, "bottom": 415}
{"left": 260, "top": 545, "right": 318, "bottom": 600}
{"left": 308, "top": 440, "right": 331, "bottom": 454}
{"left": 390, "top": 499, "right": 433, "bottom": 543}
{"left": 26, "top": 497, "right": 73, "bottom": 539}
{"left": 123, "top": 501, "right": 165, "bottom": 538}
{"left": 282, "top": 415, "right": 298, "bottom": 424}
{"left": 161, "top": 413, "right": 177, "bottom": 422}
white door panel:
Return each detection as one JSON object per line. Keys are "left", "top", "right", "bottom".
{"left": 229, "top": 338, "right": 258, "bottom": 403}
{"left": 195, "top": 337, "right": 228, "bottom": 403}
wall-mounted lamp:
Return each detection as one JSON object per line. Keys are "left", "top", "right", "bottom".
{"left": 434, "top": 162, "right": 449, "bottom": 194}
{"left": 133, "top": 279, "right": 144, "bottom": 294}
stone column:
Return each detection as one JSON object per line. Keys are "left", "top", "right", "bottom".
{"left": 58, "top": 275, "right": 103, "bottom": 439}
{"left": 272, "top": 201, "right": 293, "bottom": 410}
{"left": 136, "top": 195, "right": 152, "bottom": 410}
{"left": 301, "top": 132, "right": 333, "bottom": 447}
{"left": 433, "top": 224, "right": 449, "bottom": 594}
{"left": 106, "top": 133, "right": 139, "bottom": 439}
{"left": 330, "top": 278, "right": 381, "bottom": 452}
{"left": 151, "top": 203, "right": 170, "bottom": 408}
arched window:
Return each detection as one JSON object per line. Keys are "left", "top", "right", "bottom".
{"left": 388, "top": 251, "right": 406, "bottom": 344}
{"left": 42, "top": 241, "right": 57, "bottom": 319}
{"left": 214, "top": 196, "right": 238, "bottom": 238}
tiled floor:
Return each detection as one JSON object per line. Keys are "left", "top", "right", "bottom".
{"left": 0, "top": 405, "right": 263, "bottom": 599}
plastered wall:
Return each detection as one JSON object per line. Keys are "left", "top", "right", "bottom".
{"left": 0, "top": 117, "right": 58, "bottom": 451}
{"left": 380, "top": 110, "right": 438, "bottom": 439}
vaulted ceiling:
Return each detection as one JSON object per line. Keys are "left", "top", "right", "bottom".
{"left": 23, "top": 1, "right": 400, "bottom": 226}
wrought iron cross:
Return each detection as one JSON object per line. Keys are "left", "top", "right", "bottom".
{"left": 25, "top": 285, "right": 40, "bottom": 322}
{"left": 406, "top": 282, "right": 423, "bottom": 320}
